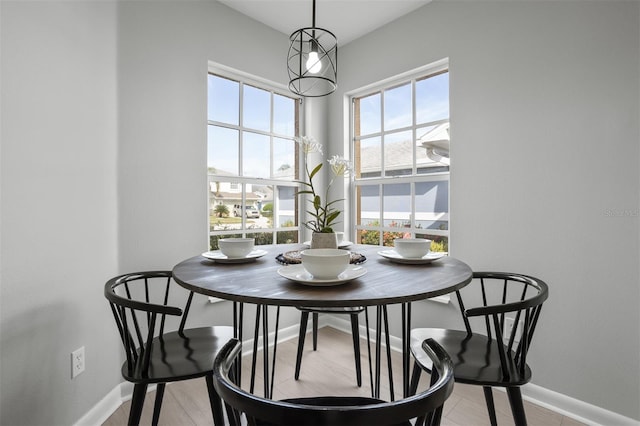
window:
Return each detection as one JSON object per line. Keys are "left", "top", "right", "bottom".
{"left": 351, "top": 61, "right": 450, "bottom": 252}
{"left": 207, "top": 66, "right": 301, "bottom": 250}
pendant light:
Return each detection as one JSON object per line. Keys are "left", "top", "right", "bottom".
{"left": 287, "top": 0, "right": 338, "bottom": 97}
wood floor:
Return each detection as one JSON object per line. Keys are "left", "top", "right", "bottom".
{"left": 103, "top": 327, "right": 585, "bottom": 426}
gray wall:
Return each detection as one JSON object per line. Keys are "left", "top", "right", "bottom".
{"left": 330, "top": 1, "right": 640, "bottom": 420}
{"left": 1, "top": 0, "right": 639, "bottom": 424}
{"left": 0, "top": 1, "right": 298, "bottom": 425}
{"left": 1, "top": 2, "right": 120, "bottom": 425}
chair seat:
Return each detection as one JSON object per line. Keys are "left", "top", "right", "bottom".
{"left": 411, "top": 328, "right": 531, "bottom": 387}
{"left": 256, "top": 397, "right": 411, "bottom": 426}
{"left": 122, "top": 326, "right": 235, "bottom": 384}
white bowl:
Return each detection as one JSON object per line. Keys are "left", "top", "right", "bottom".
{"left": 393, "top": 238, "right": 431, "bottom": 259}
{"left": 218, "top": 238, "right": 255, "bottom": 258}
{"left": 300, "top": 249, "right": 350, "bottom": 279}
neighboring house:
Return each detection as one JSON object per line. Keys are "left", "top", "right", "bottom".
{"left": 358, "top": 122, "right": 450, "bottom": 229}
{"left": 208, "top": 178, "right": 273, "bottom": 216}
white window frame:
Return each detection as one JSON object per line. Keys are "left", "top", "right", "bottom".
{"left": 348, "top": 59, "right": 450, "bottom": 250}
{"left": 207, "top": 62, "right": 304, "bottom": 247}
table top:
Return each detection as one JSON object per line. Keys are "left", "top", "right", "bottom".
{"left": 172, "top": 244, "right": 472, "bottom": 308}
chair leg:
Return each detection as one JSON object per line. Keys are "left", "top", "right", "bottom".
{"left": 349, "top": 313, "right": 362, "bottom": 387}
{"left": 128, "top": 383, "right": 148, "bottom": 426}
{"left": 151, "top": 383, "right": 165, "bottom": 426}
{"left": 294, "top": 311, "right": 310, "bottom": 380}
{"left": 205, "top": 374, "right": 225, "bottom": 426}
{"left": 483, "top": 386, "right": 498, "bottom": 426}
{"left": 506, "top": 386, "right": 528, "bottom": 426}
{"left": 409, "top": 360, "right": 422, "bottom": 395}
{"left": 312, "top": 312, "right": 319, "bottom": 350}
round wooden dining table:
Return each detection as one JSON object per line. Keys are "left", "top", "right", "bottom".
{"left": 172, "top": 243, "right": 472, "bottom": 399}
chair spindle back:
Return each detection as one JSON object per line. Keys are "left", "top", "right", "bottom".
{"left": 105, "top": 271, "right": 192, "bottom": 378}
{"left": 455, "top": 272, "right": 548, "bottom": 381}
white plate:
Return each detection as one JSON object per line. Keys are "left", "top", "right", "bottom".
{"left": 378, "top": 250, "right": 446, "bottom": 264}
{"left": 201, "top": 249, "right": 268, "bottom": 264}
{"left": 277, "top": 264, "right": 367, "bottom": 286}
{"left": 303, "top": 240, "right": 353, "bottom": 249}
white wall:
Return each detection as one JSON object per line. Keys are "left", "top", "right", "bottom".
{"left": 116, "top": 0, "right": 304, "bottom": 354}
{"left": 2, "top": 0, "right": 639, "bottom": 424}
{"left": 0, "top": 1, "right": 302, "bottom": 424}
{"left": 0, "top": 1, "right": 119, "bottom": 425}
{"left": 330, "top": 1, "right": 640, "bottom": 420}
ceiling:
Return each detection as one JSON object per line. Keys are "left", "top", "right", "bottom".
{"left": 218, "top": 0, "right": 433, "bottom": 46}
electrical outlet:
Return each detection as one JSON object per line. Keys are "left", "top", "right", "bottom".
{"left": 71, "top": 346, "right": 85, "bottom": 379}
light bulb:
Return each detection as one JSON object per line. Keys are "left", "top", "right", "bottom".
{"left": 305, "top": 51, "right": 322, "bottom": 74}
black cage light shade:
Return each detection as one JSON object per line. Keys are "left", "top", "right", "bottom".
{"left": 288, "top": 1, "right": 337, "bottom": 97}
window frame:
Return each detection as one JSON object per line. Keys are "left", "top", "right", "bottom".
{"left": 349, "top": 59, "right": 450, "bottom": 249}
{"left": 207, "top": 62, "right": 304, "bottom": 248}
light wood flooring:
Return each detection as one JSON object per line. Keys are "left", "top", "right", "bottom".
{"left": 103, "top": 327, "right": 585, "bottom": 426}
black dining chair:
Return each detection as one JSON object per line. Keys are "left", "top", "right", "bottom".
{"left": 214, "top": 337, "right": 454, "bottom": 426}
{"left": 104, "top": 271, "right": 234, "bottom": 426}
{"left": 409, "top": 271, "right": 549, "bottom": 426}
{"left": 294, "top": 306, "right": 371, "bottom": 387}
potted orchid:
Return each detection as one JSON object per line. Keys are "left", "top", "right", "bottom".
{"left": 295, "top": 136, "right": 352, "bottom": 246}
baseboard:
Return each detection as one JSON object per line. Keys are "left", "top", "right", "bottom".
{"left": 73, "top": 324, "right": 300, "bottom": 426}
{"left": 76, "top": 319, "right": 639, "bottom": 426}
{"left": 327, "top": 316, "right": 639, "bottom": 426}
{"left": 73, "top": 384, "right": 123, "bottom": 426}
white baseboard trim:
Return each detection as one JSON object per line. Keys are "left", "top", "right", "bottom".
{"left": 77, "top": 319, "right": 639, "bottom": 426}
{"left": 73, "top": 384, "right": 123, "bottom": 426}
{"left": 326, "top": 316, "right": 639, "bottom": 426}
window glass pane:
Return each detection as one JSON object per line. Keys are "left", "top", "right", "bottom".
{"left": 277, "top": 230, "right": 299, "bottom": 244}
{"left": 208, "top": 70, "right": 301, "bottom": 246}
{"left": 277, "top": 186, "right": 297, "bottom": 227}
{"left": 243, "top": 85, "right": 270, "bottom": 132}
{"left": 209, "top": 180, "right": 242, "bottom": 231}
{"left": 384, "top": 83, "right": 411, "bottom": 131}
{"left": 416, "top": 72, "right": 449, "bottom": 124}
{"left": 208, "top": 126, "right": 239, "bottom": 176}
{"left": 246, "top": 183, "right": 271, "bottom": 229}
{"left": 415, "top": 181, "right": 449, "bottom": 230}
{"left": 417, "top": 122, "right": 450, "bottom": 174}
{"left": 383, "top": 183, "right": 410, "bottom": 228}
{"left": 358, "top": 93, "right": 381, "bottom": 136}
{"left": 273, "top": 94, "right": 295, "bottom": 136}
{"left": 384, "top": 131, "right": 412, "bottom": 176}
{"left": 208, "top": 75, "right": 239, "bottom": 125}
{"left": 273, "top": 137, "right": 295, "bottom": 179}
{"left": 357, "top": 136, "right": 381, "bottom": 178}
{"left": 352, "top": 64, "right": 449, "bottom": 248}
{"left": 357, "top": 185, "right": 380, "bottom": 245}
{"left": 243, "top": 132, "right": 270, "bottom": 178}
{"left": 358, "top": 185, "right": 380, "bottom": 227}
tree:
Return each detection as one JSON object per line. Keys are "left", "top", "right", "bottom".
{"left": 214, "top": 204, "right": 229, "bottom": 218}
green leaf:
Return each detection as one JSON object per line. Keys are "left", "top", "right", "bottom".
{"left": 325, "top": 210, "right": 341, "bottom": 225}
{"left": 308, "top": 163, "right": 323, "bottom": 180}
{"left": 325, "top": 198, "right": 345, "bottom": 208}
{"left": 313, "top": 195, "right": 321, "bottom": 210}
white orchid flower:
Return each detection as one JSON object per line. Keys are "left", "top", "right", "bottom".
{"left": 328, "top": 155, "right": 353, "bottom": 177}
{"left": 295, "top": 136, "right": 323, "bottom": 155}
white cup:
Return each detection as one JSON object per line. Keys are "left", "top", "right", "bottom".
{"left": 393, "top": 238, "right": 431, "bottom": 258}
{"left": 301, "top": 249, "right": 350, "bottom": 279}
{"left": 218, "top": 238, "right": 255, "bottom": 258}
{"left": 335, "top": 232, "right": 345, "bottom": 244}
